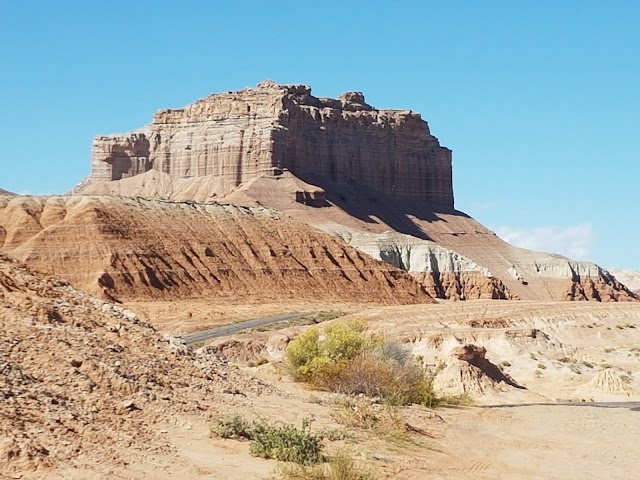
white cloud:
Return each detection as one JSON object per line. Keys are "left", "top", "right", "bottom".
{"left": 494, "top": 223, "right": 595, "bottom": 260}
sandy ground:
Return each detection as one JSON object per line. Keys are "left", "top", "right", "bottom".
{"left": 437, "top": 403, "right": 640, "bottom": 480}
{"left": 28, "top": 392, "right": 640, "bottom": 480}
{"left": 8, "top": 295, "right": 640, "bottom": 479}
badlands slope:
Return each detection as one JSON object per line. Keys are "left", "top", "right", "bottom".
{"left": 220, "top": 174, "right": 636, "bottom": 302}
{"left": 84, "top": 168, "right": 636, "bottom": 303}
{"left": 0, "top": 253, "right": 276, "bottom": 475}
{"left": 610, "top": 268, "right": 640, "bottom": 294}
{"left": 0, "top": 195, "right": 432, "bottom": 306}
{"left": 5, "top": 251, "right": 640, "bottom": 479}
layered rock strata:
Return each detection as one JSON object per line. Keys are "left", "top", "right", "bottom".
{"left": 0, "top": 195, "right": 433, "bottom": 304}
{"left": 219, "top": 175, "right": 637, "bottom": 302}
{"left": 86, "top": 81, "right": 453, "bottom": 205}
{"left": 79, "top": 82, "right": 635, "bottom": 303}
{"left": 325, "top": 226, "right": 514, "bottom": 300}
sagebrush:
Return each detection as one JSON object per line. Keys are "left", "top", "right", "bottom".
{"left": 284, "top": 321, "right": 441, "bottom": 406}
{"left": 211, "top": 415, "right": 324, "bottom": 465}
{"left": 210, "top": 413, "right": 253, "bottom": 440}
{"left": 276, "top": 448, "right": 377, "bottom": 480}
{"left": 250, "top": 417, "right": 324, "bottom": 465}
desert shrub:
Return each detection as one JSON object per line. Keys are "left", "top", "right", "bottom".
{"left": 248, "top": 356, "right": 269, "bottom": 367}
{"left": 332, "top": 398, "right": 380, "bottom": 430}
{"left": 276, "top": 449, "right": 377, "bottom": 480}
{"left": 250, "top": 417, "right": 324, "bottom": 465}
{"left": 285, "top": 323, "right": 440, "bottom": 406}
{"left": 284, "top": 321, "right": 366, "bottom": 381}
{"left": 326, "top": 449, "right": 377, "bottom": 480}
{"left": 332, "top": 399, "right": 425, "bottom": 446}
{"left": 285, "top": 326, "right": 321, "bottom": 379}
{"left": 210, "top": 414, "right": 253, "bottom": 440}
{"left": 323, "top": 351, "right": 439, "bottom": 407}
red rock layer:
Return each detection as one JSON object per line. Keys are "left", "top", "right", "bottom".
{"left": 0, "top": 195, "right": 433, "bottom": 305}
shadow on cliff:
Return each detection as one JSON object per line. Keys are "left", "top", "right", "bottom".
{"left": 294, "top": 173, "right": 473, "bottom": 241}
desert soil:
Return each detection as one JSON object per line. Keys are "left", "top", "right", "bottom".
{"left": 26, "top": 391, "right": 640, "bottom": 480}
{"left": 4, "top": 251, "right": 640, "bottom": 479}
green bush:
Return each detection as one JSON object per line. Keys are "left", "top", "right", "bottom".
{"left": 285, "top": 321, "right": 366, "bottom": 381}
{"left": 250, "top": 417, "right": 324, "bottom": 465}
{"left": 285, "top": 322, "right": 440, "bottom": 406}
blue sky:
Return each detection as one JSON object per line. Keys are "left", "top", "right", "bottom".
{"left": 1, "top": 1, "right": 638, "bottom": 270}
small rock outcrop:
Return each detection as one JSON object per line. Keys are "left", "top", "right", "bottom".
{"left": 573, "top": 369, "right": 637, "bottom": 401}
{"left": 85, "top": 81, "right": 453, "bottom": 205}
{"left": 433, "top": 344, "right": 525, "bottom": 396}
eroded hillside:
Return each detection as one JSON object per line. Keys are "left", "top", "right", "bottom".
{"left": 0, "top": 195, "right": 432, "bottom": 305}
{"left": 0, "top": 253, "right": 275, "bottom": 474}
{"left": 221, "top": 175, "right": 637, "bottom": 303}
{"left": 72, "top": 81, "right": 636, "bottom": 304}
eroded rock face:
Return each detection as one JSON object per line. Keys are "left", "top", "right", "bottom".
{"left": 610, "top": 268, "right": 640, "bottom": 292}
{"left": 432, "top": 344, "right": 525, "bottom": 396}
{"left": 0, "top": 195, "right": 433, "bottom": 305}
{"left": 508, "top": 257, "right": 637, "bottom": 302}
{"left": 325, "top": 226, "right": 514, "bottom": 300}
{"left": 87, "top": 81, "right": 453, "bottom": 205}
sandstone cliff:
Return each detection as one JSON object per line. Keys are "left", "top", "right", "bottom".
{"left": 84, "top": 81, "right": 453, "bottom": 205}
{"left": 0, "top": 195, "right": 433, "bottom": 305}
{"left": 77, "top": 82, "right": 635, "bottom": 303}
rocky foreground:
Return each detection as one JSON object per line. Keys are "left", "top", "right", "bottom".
{"left": 3, "top": 250, "right": 640, "bottom": 478}
{"left": 0, "top": 253, "right": 273, "bottom": 474}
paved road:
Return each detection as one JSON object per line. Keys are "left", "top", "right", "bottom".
{"left": 482, "top": 401, "right": 640, "bottom": 411}
{"left": 181, "top": 312, "right": 304, "bottom": 345}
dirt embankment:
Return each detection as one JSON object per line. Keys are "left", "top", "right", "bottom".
{"left": 0, "top": 253, "right": 278, "bottom": 474}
